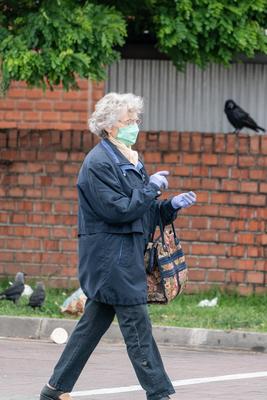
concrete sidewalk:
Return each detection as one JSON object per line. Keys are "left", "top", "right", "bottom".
{"left": 0, "top": 315, "right": 267, "bottom": 352}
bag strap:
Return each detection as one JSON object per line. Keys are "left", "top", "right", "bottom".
{"left": 150, "top": 210, "right": 180, "bottom": 248}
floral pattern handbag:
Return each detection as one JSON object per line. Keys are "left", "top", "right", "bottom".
{"left": 144, "top": 218, "right": 188, "bottom": 304}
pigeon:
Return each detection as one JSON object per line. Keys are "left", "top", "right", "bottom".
{"left": 0, "top": 272, "right": 25, "bottom": 304}
{"left": 28, "top": 282, "right": 46, "bottom": 309}
{"left": 224, "top": 99, "right": 265, "bottom": 134}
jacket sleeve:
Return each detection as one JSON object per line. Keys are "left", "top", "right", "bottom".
{"left": 159, "top": 198, "right": 178, "bottom": 226}
{"left": 85, "top": 162, "right": 160, "bottom": 224}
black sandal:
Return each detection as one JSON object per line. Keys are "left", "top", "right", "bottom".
{"left": 40, "top": 384, "right": 67, "bottom": 400}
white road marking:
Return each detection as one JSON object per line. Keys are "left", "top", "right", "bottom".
{"left": 71, "top": 370, "right": 267, "bottom": 397}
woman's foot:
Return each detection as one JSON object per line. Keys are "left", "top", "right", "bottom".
{"left": 40, "top": 384, "right": 72, "bottom": 400}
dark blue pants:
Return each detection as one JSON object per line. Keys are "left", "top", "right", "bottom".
{"left": 49, "top": 300, "right": 175, "bottom": 400}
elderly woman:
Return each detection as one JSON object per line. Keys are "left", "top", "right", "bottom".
{"left": 40, "top": 93, "right": 196, "bottom": 400}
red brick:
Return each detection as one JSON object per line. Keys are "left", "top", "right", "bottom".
{"left": 240, "top": 181, "right": 258, "bottom": 193}
{"left": 8, "top": 88, "right": 26, "bottom": 98}
{"left": 35, "top": 101, "right": 52, "bottom": 111}
{"left": 237, "top": 233, "right": 254, "bottom": 244}
{"left": 199, "top": 231, "right": 218, "bottom": 241}
{"left": 61, "top": 112, "right": 80, "bottom": 122}
{"left": 63, "top": 164, "right": 79, "bottom": 175}
{"left": 183, "top": 154, "right": 200, "bottom": 164}
{"left": 0, "top": 252, "right": 14, "bottom": 261}
{"left": 257, "top": 156, "right": 267, "bottom": 167}
{"left": 221, "top": 180, "right": 239, "bottom": 191}
{"left": 228, "top": 271, "right": 245, "bottom": 283}
{"left": 259, "top": 183, "right": 267, "bottom": 193}
{"left": 238, "top": 156, "right": 255, "bottom": 167}
{"left": 218, "top": 258, "right": 235, "bottom": 269}
{"left": 12, "top": 214, "right": 26, "bottom": 224}
{"left": 248, "top": 194, "right": 266, "bottom": 206}
{"left": 208, "top": 270, "right": 225, "bottom": 282}
{"left": 214, "top": 135, "right": 226, "bottom": 153}
{"left": 5, "top": 111, "right": 22, "bottom": 121}
{"left": 261, "top": 136, "right": 267, "bottom": 154}
{"left": 211, "top": 167, "right": 229, "bottom": 178}
{"left": 43, "top": 240, "right": 60, "bottom": 251}
{"left": 230, "top": 220, "right": 246, "bottom": 231}
{"left": 236, "top": 259, "right": 255, "bottom": 270}
{"left": 24, "top": 239, "right": 41, "bottom": 250}
{"left": 44, "top": 187, "right": 61, "bottom": 198}
{"left": 163, "top": 152, "right": 180, "bottom": 163}
{"left": 17, "top": 101, "right": 32, "bottom": 110}
{"left": 191, "top": 244, "right": 210, "bottom": 255}
{"left": 208, "top": 244, "right": 228, "bottom": 256}
{"left": 24, "top": 111, "right": 40, "bottom": 121}
{"left": 0, "top": 99, "right": 16, "bottom": 109}
{"left": 201, "top": 178, "right": 219, "bottom": 190}
{"left": 8, "top": 188, "right": 24, "bottom": 197}
{"left": 257, "top": 234, "right": 267, "bottom": 245}
{"left": 198, "top": 257, "right": 217, "bottom": 269}
{"left": 210, "top": 193, "right": 229, "bottom": 203}
{"left": 0, "top": 121, "right": 17, "bottom": 128}
{"left": 218, "top": 232, "right": 235, "bottom": 243}
{"left": 61, "top": 188, "right": 77, "bottom": 200}
{"left": 31, "top": 227, "right": 50, "bottom": 237}
{"left": 250, "top": 136, "right": 260, "bottom": 153}
{"left": 52, "top": 227, "right": 70, "bottom": 238}
{"left": 220, "top": 154, "right": 237, "bottom": 165}
{"left": 60, "top": 240, "right": 77, "bottom": 251}
{"left": 25, "top": 188, "right": 42, "bottom": 198}
{"left": 17, "top": 201, "right": 33, "bottom": 211}
{"left": 210, "top": 218, "right": 229, "bottom": 230}
{"left": 202, "top": 154, "right": 218, "bottom": 165}
{"left": 173, "top": 166, "right": 191, "bottom": 176}
{"left": 42, "top": 112, "right": 61, "bottom": 121}
{"left": 13, "top": 226, "right": 32, "bottom": 236}
{"left": 188, "top": 269, "right": 206, "bottom": 281}
{"left": 247, "top": 247, "right": 259, "bottom": 257}
{"left": 247, "top": 220, "right": 262, "bottom": 231}
{"left": 55, "top": 152, "right": 69, "bottom": 161}
{"left": 230, "top": 194, "right": 249, "bottom": 205}
{"left": 18, "top": 175, "right": 34, "bottom": 185}
{"left": 231, "top": 169, "right": 249, "bottom": 179}
{"left": 27, "top": 214, "right": 43, "bottom": 224}
{"left": 249, "top": 169, "right": 266, "bottom": 180}
{"left": 191, "top": 217, "right": 208, "bottom": 229}
{"left": 239, "top": 286, "right": 253, "bottom": 295}
{"left": 246, "top": 272, "right": 264, "bottom": 284}
{"left": 202, "top": 135, "right": 213, "bottom": 151}
{"left": 182, "top": 177, "right": 201, "bottom": 189}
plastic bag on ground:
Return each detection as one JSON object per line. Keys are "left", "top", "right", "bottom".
{"left": 60, "top": 288, "right": 87, "bottom": 316}
{"left": 197, "top": 297, "right": 218, "bottom": 307}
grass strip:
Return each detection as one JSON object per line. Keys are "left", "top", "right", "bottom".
{"left": 0, "top": 282, "right": 266, "bottom": 332}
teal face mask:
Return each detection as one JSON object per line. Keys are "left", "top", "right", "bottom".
{"left": 116, "top": 123, "right": 139, "bottom": 146}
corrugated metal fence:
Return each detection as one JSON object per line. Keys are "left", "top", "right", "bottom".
{"left": 105, "top": 60, "right": 267, "bottom": 133}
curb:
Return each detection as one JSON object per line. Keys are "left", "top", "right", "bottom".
{"left": 0, "top": 315, "right": 267, "bottom": 352}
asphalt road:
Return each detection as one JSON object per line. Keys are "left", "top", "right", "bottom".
{"left": 1, "top": 337, "right": 267, "bottom": 400}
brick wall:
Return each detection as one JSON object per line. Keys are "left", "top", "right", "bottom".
{"left": 0, "top": 79, "right": 104, "bottom": 130}
{"left": 0, "top": 129, "right": 266, "bottom": 293}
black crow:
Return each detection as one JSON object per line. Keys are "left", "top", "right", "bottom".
{"left": 28, "top": 282, "right": 46, "bottom": 309}
{"left": 0, "top": 272, "right": 25, "bottom": 304}
{"left": 224, "top": 99, "right": 265, "bottom": 134}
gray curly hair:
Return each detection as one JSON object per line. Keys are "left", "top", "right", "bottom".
{"left": 88, "top": 92, "right": 143, "bottom": 137}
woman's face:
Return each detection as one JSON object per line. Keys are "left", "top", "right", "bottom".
{"left": 106, "top": 110, "right": 138, "bottom": 138}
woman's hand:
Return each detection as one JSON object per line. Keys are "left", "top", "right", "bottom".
{"left": 149, "top": 171, "right": 169, "bottom": 189}
{"left": 171, "top": 191, "right": 197, "bottom": 209}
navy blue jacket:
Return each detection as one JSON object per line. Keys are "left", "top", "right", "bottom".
{"left": 77, "top": 138, "right": 177, "bottom": 305}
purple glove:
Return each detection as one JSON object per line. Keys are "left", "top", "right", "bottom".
{"left": 171, "top": 191, "right": 197, "bottom": 209}
{"left": 149, "top": 170, "right": 169, "bottom": 190}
